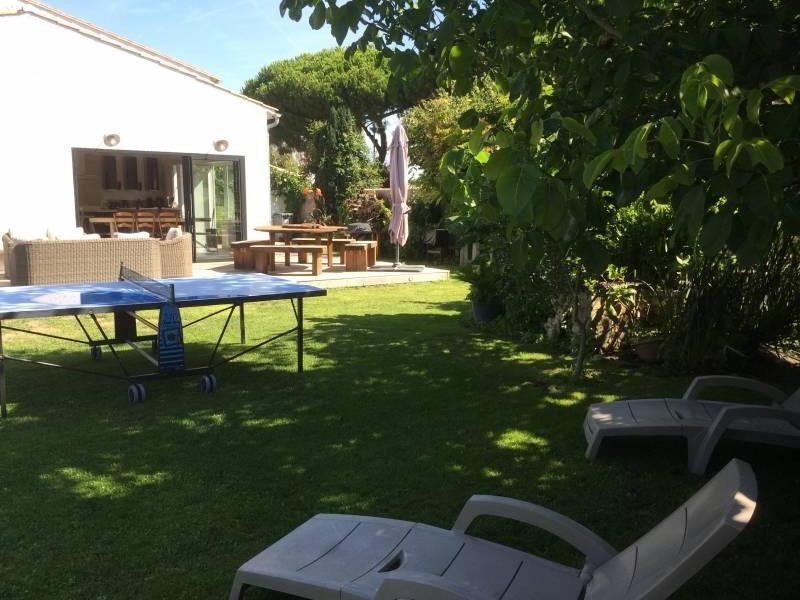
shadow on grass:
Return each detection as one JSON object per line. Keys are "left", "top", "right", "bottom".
{"left": 0, "top": 304, "right": 798, "bottom": 598}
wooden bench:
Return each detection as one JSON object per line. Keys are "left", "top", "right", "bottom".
{"left": 343, "top": 241, "right": 378, "bottom": 271}
{"left": 231, "top": 239, "right": 269, "bottom": 270}
{"left": 292, "top": 237, "right": 353, "bottom": 264}
{"left": 351, "top": 240, "right": 377, "bottom": 268}
{"left": 251, "top": 244, "right": 326, "bottom": 276}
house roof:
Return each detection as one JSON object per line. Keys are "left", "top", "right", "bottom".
{"left": 1, "top": 0, "right": 279, "bottom": 116}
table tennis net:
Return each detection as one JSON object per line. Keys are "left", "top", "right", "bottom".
{"left": 119, "top": 264, "right": 175, "bottom": 303}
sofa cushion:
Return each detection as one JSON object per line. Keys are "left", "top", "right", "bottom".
{"left": 7, "top": 227, "right": 46, "bottom": 242}
{"left": 112, "top": 231, "right": 150, "bottom": 239}
{"left": 165, "top": 226, "right": 182, "bottom": 241}
{"left": 46, "top": 226, "right": 87, "bottom": 241}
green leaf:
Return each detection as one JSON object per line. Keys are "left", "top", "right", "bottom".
{"left": 331, "top": 15, "right": 349, "bottom": 45}
{"left": 767, "top": 75, "right": 800, "bottom": 104}
{"left": 458, "top": 109, "right": 479, "bottom": 129}
{"left": 623, "top": 123, "right": 653, "bottom": 165}
{"left": 483, "top": 148, "right": 517, "bottom": 180}
{"left": 439, "top": 147, "right": 465, "bottom": 193}
{"left": 700, "top": 210, "right": 732, "bottom": 255}
{"left": 575, "top": 238, "right": 610, "bottom": 275}
{"left": 611, "top": 149, "right": 628, "bottom": 173}
{"left": 677, "top": 185, "right": 705, "bottom": 240}
{"left": 468, "top": 123, "right": 485, "bottom": 155}
{"left": 511, "top": 234, "right": 528, "bottom": 269}
{"left": 529, "top": 119, "right": 544, "bottom": 151}
{"left": 622, "top": 125, "right": 641, "bottom": 165}
{"left": 726, "top": 142, "right": 744, "bottom": 178}
{"left": 582, "top": 149, "right": 616, "bottom": 189}
{"left": 713, "top": 139, "right": 734, "bottom": 170}
{"left": 702, "top": 54, "right": 734, "bottom": 86}
{"left": 496, "top": 164, "right": 539, "bottom": 220}
{"left": 494, "top": 130, "right": 515, "bottom": 148}
{"left": 722, "top": 98, "right": 743, "bottom": 133}
{"left": 680, "top": 78, "right": 701, "bottom": 119}
{"left": 448, "top": 44, "right": 475, "bottom": 78}
{"left": 309, "top": 2, "right": 326, "bottom": 29}
{"left": 746, "top": 89, "right": 762, "bottom": 124}
{"left": 657, "top": 119, "right": 680, "bottom": 159}
{"left": 560, "top": 117, "right": 597, "bottom": 145}
{"left": 474, "top": 150, "right": 490, "bottom": 164}
{"left": 672, "top": 163, "right": 695, "bottom": 185}
{"left": 645, "top": 174, "right": 678, "bottom": 200}
{"left": 531, "top": 177, "right": 569, "bottom": 236}
{"left": 634, "top": 122, "right": 653, "bottom": 158}
{"left": 735, "top": 218, "right": 774, "bottom": 265}
{"left": 747, "top": 138, "right": 784, "bottom": 173}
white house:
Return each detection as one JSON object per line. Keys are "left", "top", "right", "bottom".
{"left": 0, "top": 0, "right": 279, "bottom": 260}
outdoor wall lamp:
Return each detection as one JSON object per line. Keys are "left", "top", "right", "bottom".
{"left": 213, "top": 139, "right": 229, "bottom": 152}
{"left": 103, "top": 133, "right": 120, "bottom": 147}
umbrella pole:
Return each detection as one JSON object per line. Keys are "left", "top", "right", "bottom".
{"left": 394, "top": 242, "right": 400, "bottom": 267}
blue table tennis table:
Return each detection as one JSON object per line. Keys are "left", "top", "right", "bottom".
{"left": 0, "top": 268, "right": 326, "bottom": 417}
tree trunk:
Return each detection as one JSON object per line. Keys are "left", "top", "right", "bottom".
{"left": 361, "top": 119, "right": 388, "bottom": 164}
{"left": 571, "top": 277, "right": 593, "bottom": 381}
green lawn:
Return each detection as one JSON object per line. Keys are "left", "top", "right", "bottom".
{"left": 1, "top": 279, "right": 797, "bottom": 598}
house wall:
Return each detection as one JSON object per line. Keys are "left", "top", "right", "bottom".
{"left": 0, "top": 11, "right": 272, "bottom": 240}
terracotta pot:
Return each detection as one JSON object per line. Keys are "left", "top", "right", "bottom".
{"left": 633, "top": 338, "right": 663, "bottom": 363}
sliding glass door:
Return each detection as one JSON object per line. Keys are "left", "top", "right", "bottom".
{"left": 188, "top": 159, "right": 242, "bottom": 260}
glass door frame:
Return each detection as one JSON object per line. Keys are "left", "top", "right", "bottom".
{"left": 71, "top": 148, "right": 247, "bottom": 263}
{"left": 184, "top": 156, "right": 246, "bottom": 262}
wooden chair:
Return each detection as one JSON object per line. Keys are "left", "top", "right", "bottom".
{"left": 136, "top": 210, "right": 158, "bottom": 237}
{"left": 157, "top": 209, "right": 182, "bottom": 238}
{"left": 113, "top": 210, "right": 137, "bottom": 233}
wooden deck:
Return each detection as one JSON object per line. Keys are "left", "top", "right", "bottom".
{"left": 191, "top": 260, "right": 450, "bottom": 289}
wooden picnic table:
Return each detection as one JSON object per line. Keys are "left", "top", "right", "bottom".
{"left": 254, "top": 224, "right": 348, "bottom": 268}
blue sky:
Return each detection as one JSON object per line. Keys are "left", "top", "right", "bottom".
{"left": 48, "top": 0, "right": 346, "bottom": 91}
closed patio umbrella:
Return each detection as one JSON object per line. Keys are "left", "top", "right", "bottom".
{"left": 385, "top": 123, "right": 424, "bottom": 271}
{"left": 389, "top": 123, "right": 410, "bottom": 252}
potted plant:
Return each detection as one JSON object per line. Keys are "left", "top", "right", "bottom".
{"left": 463, "top": 257, "right": 503, "bottom": 322}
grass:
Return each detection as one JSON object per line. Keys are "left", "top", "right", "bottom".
{"left": 0, "top": 278, "right": 798, "bottom": 598}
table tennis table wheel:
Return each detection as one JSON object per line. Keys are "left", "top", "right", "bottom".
{"left": 200, "top": 374, "right": 217, "bottom": 393}
{"left": 90, "top": 346, "right": 102, "bottom": 360}
{"left": 128, "top": 383, "right": 146, "bottom": 404}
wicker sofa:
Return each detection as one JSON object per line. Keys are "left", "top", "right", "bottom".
{"left": 2, "top": 233, "right": 192, "bottom": 286}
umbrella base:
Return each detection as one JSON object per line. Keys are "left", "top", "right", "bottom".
{"left": 370, "top": 263, "right": 427, "bottom": 273}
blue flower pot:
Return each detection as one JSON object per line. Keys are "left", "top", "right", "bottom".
{"left": 472, "top": 300, "right": 502, "bottom": 322}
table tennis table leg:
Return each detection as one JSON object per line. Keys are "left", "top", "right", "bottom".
{"left": 297, "top": 298, "right": 303, "bottom": 373}
{"left": 0, "top": 320, "right": 6, "bottom": 418}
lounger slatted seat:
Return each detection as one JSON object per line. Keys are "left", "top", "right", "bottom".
{"left": 230, "top": 459, "right": 756, "bottom": 600}
{"left": 584, "top": 375, "right": 800, "bottom": 474}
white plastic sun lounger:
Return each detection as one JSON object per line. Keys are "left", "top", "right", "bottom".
{"left": 230, "top": 459, "right": 756, "bottom": 600}
{"left": 584, "top": 375, "right": 800, "bottom": 474}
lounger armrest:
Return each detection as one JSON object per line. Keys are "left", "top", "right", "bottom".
{"left": 452, "top": 495, "right": 616, "bottom": 566}
{"left": 376, "top": 572, "right": 493, "bottom": 600}
{"left": 682, "top": 376, "right": 787, "bottom": 405}
{"left": 689, "top": 405, "right": 800, "bottom": 474}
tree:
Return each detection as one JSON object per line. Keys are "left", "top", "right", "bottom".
{"left": 279, "top": 0, "right": 798, "bottom": 258}
{"left": 404, "top": 82, "right": 509, "bottom": 205}
{"left": 280, "top": 0, "right": 799, "bottom": 377}
{"left": 306, "top": 106, "right": 383, "bottom": 223}
{"left": 244, "top": 47, "right": 432, "bottom": 162}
